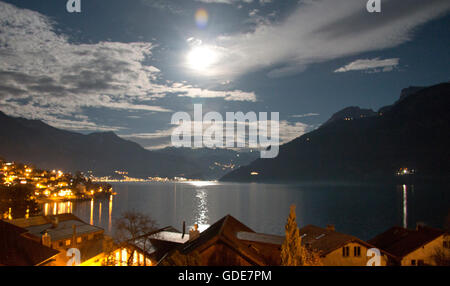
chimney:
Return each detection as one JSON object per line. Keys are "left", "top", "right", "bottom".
{"left": 42, "top": 232, "right": 52, "bottom": 248}
{"left": 51, "top": 217, "right": 59, "bottom": 228}
{"left": 189, "top": 224, "right": 200, "bottom": 241}
{"left": 182, "top": 221, "right": 186, "bottom": 239}
{"left": 326, "top": 224, "right": 335, "bottom": 232}
{"left": 416, "top": 222, "right": 426, "bottom": 231}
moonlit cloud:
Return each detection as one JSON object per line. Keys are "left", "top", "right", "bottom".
{"left": 168, "top": 84, "right": 256, "bottom": 101}
{"left": 123, "top": 118, "right": 308, "bottom": 150}
{"left": 197, "top": 0, "right": 450, "bottom": 78}
{"left": 196, "top": 0, "right": 254, "bottom": 4}
{"left": 334, "top": 58, "right": 400, "bottom": 73}
{"left": 291, "top": 113, "right": 320, "bottom": 118}
{"left": 0, "top": 1, "right": 257, "bottom": 132}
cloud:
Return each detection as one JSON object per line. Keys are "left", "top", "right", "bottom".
{"left": 0, "top": 1, "right": 257, "bottom": 131}
{"left": 123, "top": 118, "right": 308, "bottom": 150}
{"left": 165, "top": 83, "right": 256, "bottom": 101}
{"left": 334, "top": 58, "right": 399, "bottom": 73}
{"left": 197, "top": 0, "right": 450, "bottom": 78}
{"left": 291, "top": 113, "right": 320, "bottom": 118}
{"left": 139, "top": 0, "right": 183, "bottom": 14}
{"left": 196, "top": 0, "right": 254, "bottom": 4}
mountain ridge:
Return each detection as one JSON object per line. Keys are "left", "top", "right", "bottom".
{"left": 221, "top": 82, "right": 450, "bottom": 183}
{"left": 0, "top": 112, "right": 257, "bottom": 179}
{"left": 0, "top": 113, "right": 199, "bottom": 178}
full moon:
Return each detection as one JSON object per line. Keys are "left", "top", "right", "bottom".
{"left": 187, "top": 46, "right": 217, "bottom": 72}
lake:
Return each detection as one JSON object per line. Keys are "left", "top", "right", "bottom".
{"left": 41, "top": 181, "right": 450, "bottom": 240}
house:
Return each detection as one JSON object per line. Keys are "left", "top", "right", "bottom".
{"left": 73, "top": 216, "right": 284, "bottom": 266}
{"left": 159, "top": 215, "right": 284, "bottom": 266}
{"left": 368, "top": 225, "right": 449, "bottom": 266}
{"left": 154, "top": 215, "right": 393, "bottom": 266}
{"left": 92, "top": 226, "right": 189, "bottom": 266}
{"left": 0, "top": 220, "right": 59, "bottom": 266}
{"left": 147, "top": 226, "right": 191, "bottom": 263}
{"left": 87, "top": 244, "right": 153, "bottom": 266}
{"left": 298, "top": 225, "right": 393, "bottom": 266}
{"left": 8, "top": 214, "right": 106, "bottom": 266}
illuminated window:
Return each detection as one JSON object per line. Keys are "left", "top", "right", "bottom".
{"left": 354, "top": 246, "right": 361, "bottom": 257}
{"left": 342, "top": 246, "right": 350, "bottom": 257}
{"left": 65, "top": 239, "right": 71, "bottom": 246}
{"left": 133, "top": 251, "right": 138, "bottom": 266}
{"left": 77, "top": 237, "right": 82, "bottom": 243}
{"left": 121, "top": 249, "right": 128, "bottom": 266}
{"left": 115, "top": 251, "right": 120, "bottom": 266}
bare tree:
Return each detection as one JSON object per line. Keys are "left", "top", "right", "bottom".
{"left": 104, "top": 211, "right": 158, "bottom": 266}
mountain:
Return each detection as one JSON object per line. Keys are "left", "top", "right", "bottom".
{"left": 0, "top": 113, "right": 200, "bottom": 178}
{"left": 322, "top": 106, "right": 377, "bottom": 126}
{"left": 221, "top": 83, "right": 450, "bottom": 183}
{"left": 154, "top": 147, "right": 259, "bottom": 180}
{"left": 378, "top": 86, "right": 426, "bottom": 115}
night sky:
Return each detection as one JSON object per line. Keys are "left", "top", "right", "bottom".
{"left": 0, "top": 0, "right": 449, "bottom": 149}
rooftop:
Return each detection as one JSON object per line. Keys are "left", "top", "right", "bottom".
{"left": 150, "top": 230, "right": 190, "bottom": 244}
{"left": 0, "top": 220, "right": 59, "bottom": 266}
{"left": 175, "top": 215, "right": 277, "bottom": 266}
{"left": 368, "top": 225, "right": 447, "bottom": 258}
{"left": 26, "top": 220, "right": 103, "bottom": 241}
{"left": 299, "top": 225, "right": 377, "bottom": 255}
{"left": 9, "top": 213, "right": 82, "bottom": 228}
{"left": 236, "top": 231, "right": 284, "bottom": 245}
{"left": 9, "top": 214, "right": 104, "bottom": 241}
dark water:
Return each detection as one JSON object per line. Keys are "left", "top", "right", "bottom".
{"left": 42, "top": 182, "right": 450, "bottom": 240}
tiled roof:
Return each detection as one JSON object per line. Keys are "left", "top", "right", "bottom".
{"left": 25, "top": 220, "right": 103, "bottom": 241}
{"left": 368, "top": 226, "right": 446, "bottom": 258}
{"left": 236, "top": 231, "right": 285, "bottom": 245}
{"left": 9, "top": 213, "right": 83, "bottom": 228}
{"left": 9, "top": 214, "right": 103, "bottom": 242}
{"left": 177, "top": 215, "right": 270, "bottom": 265}
{"left": 299, "top": 225, "right": 376, "bottom": 255}
{"left": 180, "top": 215, "right": 253, "bottom": 254}
{"left": 0, "top": 220, "right": 59, "bottom": 266}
